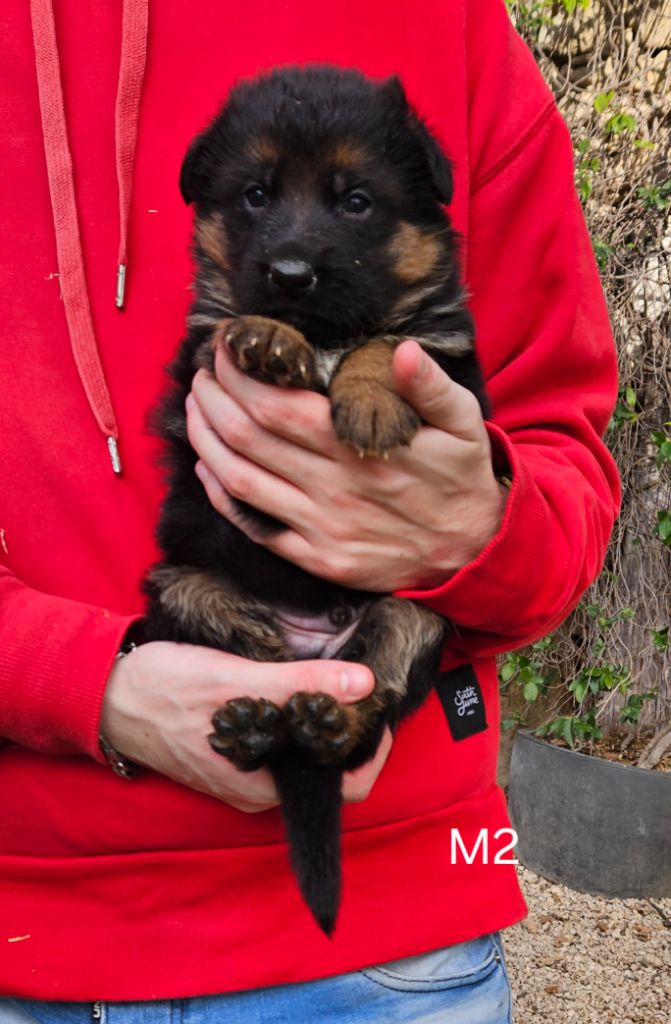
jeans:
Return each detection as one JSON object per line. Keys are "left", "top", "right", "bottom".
{"left": 0, "top": 932, "right": 512, "bottom": 1024}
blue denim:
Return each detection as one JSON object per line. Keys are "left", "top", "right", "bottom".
{"left": 0, "top": 932, "right": 512, "bottom": 1024}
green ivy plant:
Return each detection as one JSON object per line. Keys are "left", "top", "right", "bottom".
{"left": 503, "top": 0, "right": 670, "bottom": 758}
{"left": 576, "top": 138, "right": 601, "bottom": 202}
{"left": 500, "top": 604, "right": 659, "bottom": 749}
{"left": 608, "top": 386, "right": 638, "bottom": 431}
{"left": 638, "top": 180, "right": 671, "bottom": 211}
{"left": 651, "top": 424, "right": 671, "bottom": 468}
{"left": 656, "top": 511, "right": 671, "bottom": 547}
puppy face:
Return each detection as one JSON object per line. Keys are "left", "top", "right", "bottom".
{"left": 181, "top": 66, "right": 458, "bottom": 345}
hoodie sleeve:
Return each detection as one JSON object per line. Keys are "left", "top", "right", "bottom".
{"left": 397, "top": 0, "right": 621, "bottom": 658}
{"left": 0, "top": 567, "right": 139, "bottom": 759}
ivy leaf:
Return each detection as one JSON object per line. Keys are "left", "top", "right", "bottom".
{"left": 593, "top": 240, "right": 614, "bottom": 269}
{"left": 500, "top": 661, "right": 517, "bottom": 683}
{"left": 657, "top": 441, "right": 671, "bottom": 468}
{"left": 570, "top": 677, "right": 589, "bottom": 702}
{"left": 594, "top": 90, "right": 615, "bottom": 114}
{"left": 605, "top": 112, "right": 636, "bottom": 136}
{"left": 651, "top": 431, "right": 671, "bottom": 468}
{"left": 523, "top": 680, "right": 539, "bottom": 703}
{"left": 656, "top": 510, "right": 671, "bottom": 545}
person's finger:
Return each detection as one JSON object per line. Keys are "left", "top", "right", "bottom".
{"left": 342, "top": 727, "right": 393, "bottom": 802}
{"left": 205, "top": 646, "right": 375, "bottom": 704}
{"left": 192, "top": 460, "right": 263, "bottom": 537}
{"left": 191, "top": 370, "right": 329, "bottom": 490}
{"left": 213, "top": 343, "right": 339, "bottom": 455}
{"left": 186, "top": 395, "right": 315, "bottom": 528}
{"left": 193, "top": 460, "right": 322, "bottom": 564}
{"left": 392, "top": 339, "right": 484, "bottom": 440}
{"left": 193, "top": 485, "right": 369, "bottom": 588}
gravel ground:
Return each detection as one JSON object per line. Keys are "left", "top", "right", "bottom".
{"left": 504, "top": 867, "right": 671, "bottom": 1024}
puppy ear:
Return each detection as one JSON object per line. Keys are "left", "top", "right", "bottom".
{"left": 379, "top": 76, "right": 454, "bottom": 205}
{"left": 409, "top": 118, "right": 454, "bottom": 206}
{"left": 179, "top": 131, "right": 213, "bottom": 206}
{"left": 379, "top": 74, "right": 408, "bottom": 110}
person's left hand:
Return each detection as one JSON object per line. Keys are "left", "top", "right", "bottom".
{"left": 186, "top": 339, "right": 508, "bottom": 592}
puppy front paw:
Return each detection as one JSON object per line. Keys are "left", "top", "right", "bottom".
{"left": 331, "top": 384, "right": 421, "bottom": 456}
{"left": 221, "top": 316, "right": 316, "bottom": 388}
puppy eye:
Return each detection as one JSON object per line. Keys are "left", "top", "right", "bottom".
{"left": 341, "top": 192, "right": 372, "bottom": 217}
{"left": 245, "top": 185, "right": 269, "bottom": 209}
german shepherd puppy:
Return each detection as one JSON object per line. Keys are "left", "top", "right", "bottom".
{"left": 144, "top": 66, "right": 488, "bottom": 935}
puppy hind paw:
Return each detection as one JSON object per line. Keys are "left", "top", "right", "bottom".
{"left": 284, "top": 691, "right": 360, "bottom": 764}
{"left": 209, "top": 696, "right": 286, "bottom": 770}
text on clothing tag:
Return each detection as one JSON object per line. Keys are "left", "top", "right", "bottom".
{"left": 435, "top": 665, "right": 488, "bottom": 741}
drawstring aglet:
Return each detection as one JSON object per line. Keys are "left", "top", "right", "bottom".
{"left": 115, "top": 263, "right": 127, "bottom": 309}
{"left": 107, "top": 436, "right": 123, "bottom": 475}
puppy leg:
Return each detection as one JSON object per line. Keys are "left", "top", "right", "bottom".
{"left": 219, "top": 316, "right": 317, "bottom": 388}
{"left": 144, "top": 564, "right": 294, "bottom": 768}
{"left": 329, "top": 339, "right": 420, "bottom": 456}
{"left": 284, "top": 598, "right": 447, "bottom": 768}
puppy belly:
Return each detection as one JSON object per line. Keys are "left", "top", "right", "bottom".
{"left": 276, "top": 605, "right": 368, "bottom": 658}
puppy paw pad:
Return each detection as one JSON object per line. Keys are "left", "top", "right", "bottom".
{"left": 285, "top": 691, "right": 359, "bottom": 763}
{"left": 209, "top": 697, "right": 285, "bottom": 769}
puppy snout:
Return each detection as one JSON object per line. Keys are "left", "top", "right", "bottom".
{"left": 269, "top": 258, "right": 316, "bottom": 290}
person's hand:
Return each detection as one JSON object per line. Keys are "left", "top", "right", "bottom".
{"left": 186, "top": 339, "right": 507, "bottom": 591}
{"left": 100, "top": 641, "right": 390, "bottom": 812}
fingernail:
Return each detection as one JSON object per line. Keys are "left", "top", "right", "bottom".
{"left": 339, "top": 670, "right": 369, "bottom": 696}
{"left": 194, "top": 460, "right": 209, "bottom": 482}
{"left": 185, "top": 393, "right": 195, "bottom": 412}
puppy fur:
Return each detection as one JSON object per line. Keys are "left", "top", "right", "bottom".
{"left": 144, "top": 66, "right": 489, "bottom": 935}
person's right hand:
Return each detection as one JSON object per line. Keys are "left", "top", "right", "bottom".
{"left": 100, "top": 641, "right": 388, "bottom": 813}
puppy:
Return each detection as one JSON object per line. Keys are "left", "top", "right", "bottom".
{"left": 144, "top": 66, "right": 488, "bottom": 935}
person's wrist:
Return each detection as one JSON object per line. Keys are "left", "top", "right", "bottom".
{"left": 99, "top": 641, "right": 140, "bottom": 779}
{"left": 412, "top": 469, "right": 509, "bottom": 589}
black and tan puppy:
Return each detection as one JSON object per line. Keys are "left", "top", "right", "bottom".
{"left": 144, "top": 66, "right": 488, "bottom": 934}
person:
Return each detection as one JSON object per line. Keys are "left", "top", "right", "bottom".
{"left": 0, "top": 0, "right": 620, "bottom": 1020}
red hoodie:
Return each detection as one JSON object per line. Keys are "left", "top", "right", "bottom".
{"left": 0, "top": 0, "right": 619, "bottom": 1001}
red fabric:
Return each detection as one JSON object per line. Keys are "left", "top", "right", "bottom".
{"left": 114, "top": 0, "right": 149, "bottom": 277}
{"left": 29, "top": 0, "right": 121, "bottom": 448}
{"left": 0, "top": 0, "right": 618, "bottom": 1001}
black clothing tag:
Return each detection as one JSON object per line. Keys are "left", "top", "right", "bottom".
{"left": 435, "top": 665, "right": 488, "bottom": 741}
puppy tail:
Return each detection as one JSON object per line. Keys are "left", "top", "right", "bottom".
{"left": 270, "top": 752, "right": 344, "bottom": 937}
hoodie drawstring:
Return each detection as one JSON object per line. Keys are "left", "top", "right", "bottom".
{"left": 115, "top": 0, "right": 149, "bottom": 310}
{"left": 30, "top": 0, "right": 149, "bottom": 475}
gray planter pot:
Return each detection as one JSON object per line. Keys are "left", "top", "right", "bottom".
{"left": 508, "top": 730, "right": 671, "bottom": 898}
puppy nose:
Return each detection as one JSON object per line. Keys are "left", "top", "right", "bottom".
{"left": 269, "top": 258, "right": 315, "bottom": 289}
